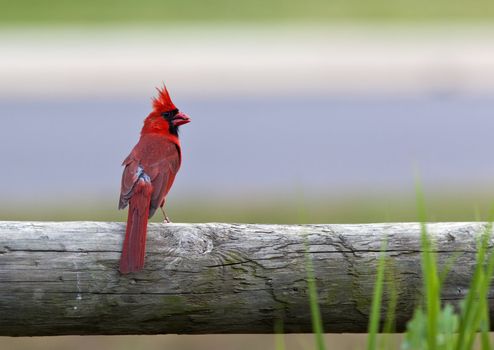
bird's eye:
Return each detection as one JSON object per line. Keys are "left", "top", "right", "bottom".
{"left": 162, "top": 109, "right": 179, "bottom": 119}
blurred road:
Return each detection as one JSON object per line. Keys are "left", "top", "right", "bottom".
{"left": 1, "top": 95, "right": 494, "bottom": 203}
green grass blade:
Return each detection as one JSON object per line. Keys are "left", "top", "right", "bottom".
{"left": 480, "top": 212, "right": 494, "bottom": 350}
{"left": 416, "top": 179, "right": 440, "bottom": 350}
{"left": 274, "top": 318, "right": 286, "bottom": 350}
{"left": 480, "top": 295, "right": 491, "bottom": 350}
{"left": 298, "top": 187, "right": 326, "bottom": 350}
{"left": 380, "top": 261, "right": 398, "bottom": 350}
{"left": 367, "top": 240, "right": 387, "bottom": 350}
{"left": 478, "top": 224, "right": 494, "bottom": 350}
{"left": 463, "top": 223, "right": 494, "bottom": 350}
{"left": 456, "top": 224, "right": 492, "bottom": 350}
{"left": 438, "top": 251, "right": 460, "bottom": 289}
{"left": 305, "top": 241, "right": 326, "bottom": 350}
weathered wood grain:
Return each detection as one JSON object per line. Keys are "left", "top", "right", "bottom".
{"left": 0, "top": 221, "right": 491, "bottom": 336}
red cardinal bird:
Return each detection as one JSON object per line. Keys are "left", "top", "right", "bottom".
{"left": 118, "top": 86, "right": 190, "bottom": 274}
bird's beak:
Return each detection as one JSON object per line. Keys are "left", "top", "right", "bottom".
{"left": 172, "top": 112, "right": 191, "bottom": 126}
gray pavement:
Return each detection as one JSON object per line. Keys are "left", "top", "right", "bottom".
{"left": 1, "top": 95, "right": 494, "bottom": 202}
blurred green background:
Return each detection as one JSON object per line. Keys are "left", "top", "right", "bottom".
{"left": 1, "top": 0, "right": 494, "bottom": 23}
{"left": 3, "top": 190, "right": 494, "bottom": 224}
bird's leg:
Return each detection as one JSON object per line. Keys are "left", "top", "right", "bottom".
{"left": 160, "top": 206, "right": 171, "bottom": 223}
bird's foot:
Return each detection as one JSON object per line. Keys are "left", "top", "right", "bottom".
{"left": 160, "top": 207, "right": 171, "bottom": 223}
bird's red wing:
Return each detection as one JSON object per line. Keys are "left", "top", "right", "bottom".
{"left": 118, "top": 154, "right": 140, "bottom": 210}
{"left": 147, "top": 142, "right": 181, "bottom": 218}
{"left": 120, "top": 134, "right": 181, "bottom": 218}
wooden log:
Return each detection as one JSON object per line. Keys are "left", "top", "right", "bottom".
{"left": 0, "top": 221, "right": 490, "bottom": 336}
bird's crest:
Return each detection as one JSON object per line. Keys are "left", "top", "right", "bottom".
{"left": 152, "top": 85, "right": 177, "bottom": 112}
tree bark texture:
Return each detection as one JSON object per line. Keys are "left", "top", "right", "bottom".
{"left": 0, "top": 221, "right": 490, "bottom": 336}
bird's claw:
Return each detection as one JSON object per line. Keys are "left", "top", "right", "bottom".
{"left": 163, "top": 217, "right": 172, "bottom": 224}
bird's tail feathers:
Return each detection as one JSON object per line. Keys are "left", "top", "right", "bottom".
{"left": 119, "top": 179, "right": 153, "bottom": 274}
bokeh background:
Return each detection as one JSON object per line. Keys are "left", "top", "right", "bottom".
{"left": 1, "top": 0, "right": 494, "bottom": 349}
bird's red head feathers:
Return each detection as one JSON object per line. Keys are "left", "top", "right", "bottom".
{"left": 142, "top": 86, "right": 191, "bottom": 139}
{"left": 152, "top": 86, "right": 177, "bottom": 113}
